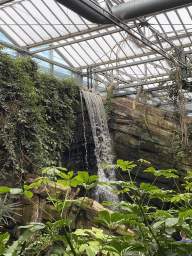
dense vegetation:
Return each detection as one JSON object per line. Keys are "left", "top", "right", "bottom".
{"left": 0, "top": 50, "right": 81, "bottom": 178}
{"left": 1, "top": 161, "right": 192, "bottom": 255}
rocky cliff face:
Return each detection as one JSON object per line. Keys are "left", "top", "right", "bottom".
{"left": 109, "top": 97, "right": 192, "bottom": 193}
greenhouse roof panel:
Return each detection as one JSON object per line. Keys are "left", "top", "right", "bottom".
{"left": 0, "top": 0, "right": 192, "bottom": 107}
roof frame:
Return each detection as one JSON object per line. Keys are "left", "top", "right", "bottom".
{"left": 0, "top": 38, "right": 81, "bottom": 73}
{"left": 0, "top": 0, "right": 14, "bottom": 5}
{"left": 78, "top": 0, "right": 187, "bottom": 68}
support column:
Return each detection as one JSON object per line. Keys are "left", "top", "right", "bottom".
{"left": 50, "top": 47, "right": 54, "bottom": 74}
{"left": 19, "top": 47, "right": 29, "bottom": 58}
{"left": 74, "top": 73, "right": 83, "bottom": 86}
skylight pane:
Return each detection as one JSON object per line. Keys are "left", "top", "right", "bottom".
{"left": 31, "top": 25, "right": 51, "bottom": 39}
{"left": 14, "top": 3, "right": 37, "bottom": 24}
{"left": 87, "top": 39, "right": 109, "bottom": 60}
{"left": 4, "top": 7, "right": 25, "bottom": 24}
{"left": 0, "top": 10, "right": 16, "bottom": 23}
{"left": 156, "top": 14, "right": 172, "bottom": 33}
{"left": 73, "top": 43, "right": 93, "bottom": 65}
{"left": 20, "top": 25, "right": 42, "bottom": 42}
{"left": 0, "top": 25, "right": 25, "bottom": 45}
{"left": 64, "top": 45, "right": 87, "bottom": 66}
{"left": 6, "top": 24, "right": 33, "bottom": 45}
{"left": 53, "top": 25, "right": 70, "bottom": 36}
{"left": 79, "top": 41, "right": 101, "bottom": 62}
{"left": 54, "top": 65, "right": 72, "bottom": 79}
{"left": 0, "top": 30, "right": 13, "bottom": 44}
{"left": 33, "top": 1, "right": 60, "bottom": 24}
{"left": 59, "top": 48, "right": 80, "bottom": 67}
{"left": 94, "top": 37, "right": 111, "bottom": 54}
{"left": 21, "top": 1, "right": 47, "bottom": 25}
{"left": 41, "top": 25, "right": 60, "bottom": 38}
{"left": 53, "top": 50, "right": 69, "bottom": 66}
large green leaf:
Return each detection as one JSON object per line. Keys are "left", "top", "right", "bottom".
{"left": 94, "top": 217, "right": 108, "bottom": 227}
{"left": 70, "top": 179, "right": 82, "bottom": 187}
{"left": 165, "top": 217, "right": 179, "bottom": 227}
{"left": 24, "top": 190, "right": 33, "bottom": 198}
{"left": 129, "top": 243, "right": 148, "bottom": 253}
{"left": 153, "top": 220, "right": 165, "bottom": 228}
{"left": 86, "top": 246, "right": 99, "bottom": 256}
{"left": 57, "top": 180, "right": 70, "bottom": 187}
{"left": 57, "top": 171, "right": 73, "bottom": 180}
{"left": 179, "top": 209, "right": 192, "bottom": 220}
{"left": 79, "top": 244, "right": 88, "bottom": 253}
{"left": 0, "top": 232, "right": 9, "bottom": 254}
{"left": 0, "top": 187, "right": 10, "bottom": 193}
{"left": 89, "top": 175, "right": 99, "bottom": 183}
{"left": 98, "top": 211, "right": 111, "bottom": 224}
{"left": 28, "top": 182, "right": 41, "bottom": 189}
{"left": 116, "top": 159, "right": 124, "bottom": 165}
{"left": 76, "top": 171, "right": 89, "bottom": 183}
{"left": 47, "top": 219, "right": 69, "bottom": 228}
{"left": 110, "top": 241, "right": 122, "bottom": 253}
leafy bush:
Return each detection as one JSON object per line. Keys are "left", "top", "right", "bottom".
{"left": 0, "top": 50, "right": 81, "bottom": 178}
{"left": 1, "top": 161, "right": 192, "bottom": 255}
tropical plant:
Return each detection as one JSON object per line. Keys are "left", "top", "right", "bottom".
{"left": 1, "top": 161, "right": 192, "bottom": 255}
{"left": 0, "top": 194, "right": 20, "bottom": 225}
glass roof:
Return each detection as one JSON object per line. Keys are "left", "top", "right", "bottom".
{"left": 0, "top": 0, "right": 192, "bottom": 112}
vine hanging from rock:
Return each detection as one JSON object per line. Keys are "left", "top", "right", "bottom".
{"left": 166, "top": 55, "right": 192, "bottom": 161}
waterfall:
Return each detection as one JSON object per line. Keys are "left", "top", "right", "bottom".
{"left": 81, "top": 90, "right": 119, "bottom": 205}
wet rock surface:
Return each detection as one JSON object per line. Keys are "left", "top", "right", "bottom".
{"left": 109, "top": 97, "right": 192, "bottom": 205}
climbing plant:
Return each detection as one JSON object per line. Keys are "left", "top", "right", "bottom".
{"left": 165, "top": 55, "right": 192, "bottom": 162}
{"left": 103, "top": 82, "right": 116, "bottom": 120}
{"left": 0, "top": 49, "right": 81, "bottom": 179}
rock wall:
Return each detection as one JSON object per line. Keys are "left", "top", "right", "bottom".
{"left": 108, "top": 97, "right": 192, "bottom": 192}
{"left": 62, "top": 103, "right": 98, "bottom": 177}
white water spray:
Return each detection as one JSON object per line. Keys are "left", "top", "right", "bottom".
{"left": 81, "top": 90, "right": 119, "bottom": 204}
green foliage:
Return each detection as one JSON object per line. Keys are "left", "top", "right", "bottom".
{"left": 2, "top": 161, "right": 192, "bottom": 255}
{"left": 0, "top": 232, "right": 9, "bottom": 254}
{"left": 20, "top": 233, "right": 52, "bottom": 256}
{"left": 103, "top": 88, "right": 114, "bottom": 120}
{"left": 0, "top": 50, "right": 81, "bottom": 177}
{"left": 167, "top": 127, "right": 192, "bottom": 163}
{"left": 0, "top": 194, "right": 19, "bottom": 224}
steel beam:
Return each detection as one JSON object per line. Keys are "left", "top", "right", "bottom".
{"left": 27, "top": 24, "right": 112, "bottom": 49}
{"left": 31, "top": 27, "right": 122, "bottom": 53}
{"left": 148, "top": 62, "right": 170, "bottom": 72}
{"left": 54, "top": 48, "right": 75, "bottom": 68}
{"left": 81, "top": 45, "right": 192, "bottom": 72}
{"left": 81, "top": 56, "right": 165, "bottom": 74}
{"left": 77, "top": 0, "right": 186, "bottom": 68}
{"left": 99, "top": 77, "right": 169, "bottom": 92}
{"left": 0, "top": 26, "right": 20, "bottom": 47}
{"left": 93, "top": 73, "right": 110, "bottom": 87}
{"left": 0, "top": 0, "right": 14, "bottom": 5}
{"left": 143, "top": 20, "right": 182, "bottom": 53}
{"left": 0, "top": 39, "right": 81, "bottom": 74}
{"left": 118, "top": 70, "right": 142, "bottom": 82}
{"left": 112, "top": 84, "right": 169, "bottom": 96}
{"left": 80, "top": 32, "right": 192, "bottom": 69}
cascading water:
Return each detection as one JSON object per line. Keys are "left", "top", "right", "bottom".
{"left": 81, "top": 90, "right": 119, "bottom": 205}
{"left": 80, "top": 91, "right": 89, "bottom": 173}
